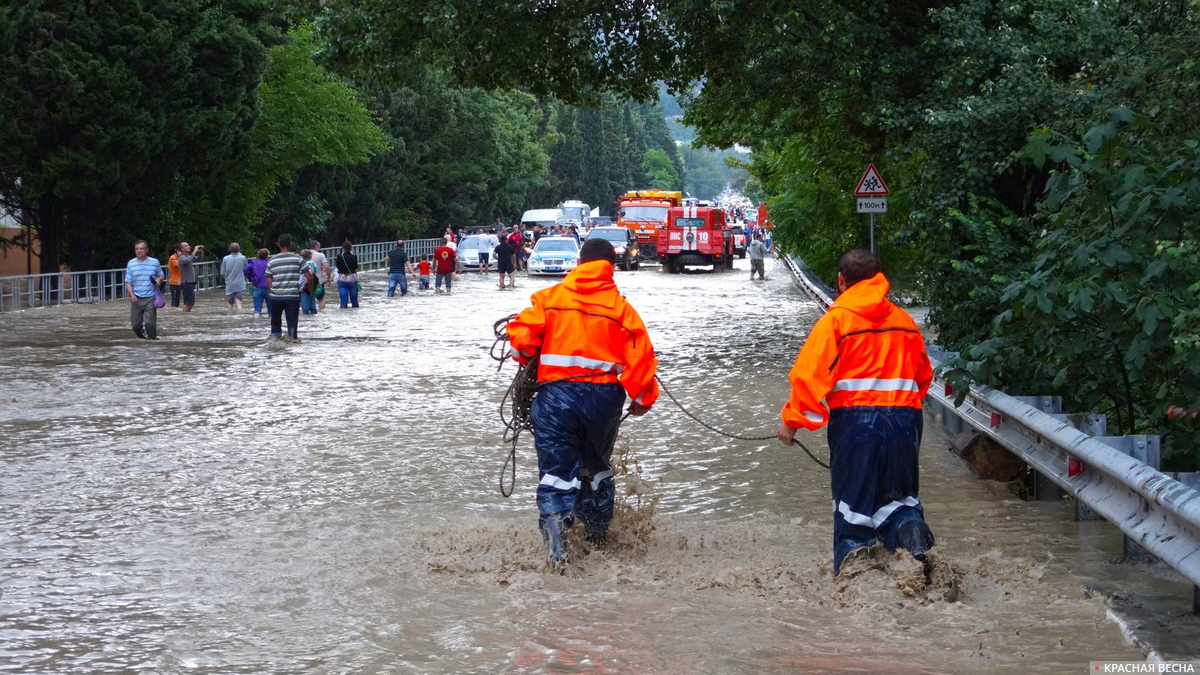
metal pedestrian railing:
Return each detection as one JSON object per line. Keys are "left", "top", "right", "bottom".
{"left": 781, "top": 253, "right": 1200, "bottom": 604}
{"left": 0, "top": 239, "right": 442, "bottom": 313}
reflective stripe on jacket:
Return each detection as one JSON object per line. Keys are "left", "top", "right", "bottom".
{"left": 781, "top": 272, "right": 932, "bottom": 430}
{"left": 507, "top": 260, "right": 659, "bottom": 407}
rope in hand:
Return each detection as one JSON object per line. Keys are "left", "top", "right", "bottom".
{"left": 652, "top": 374, "right": 830, "bottom": 469}
{"left": 490, "top": 315, "right": 830, "bottom": 497}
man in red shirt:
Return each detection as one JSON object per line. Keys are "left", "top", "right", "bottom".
{"left": 507, "top": 226, "right": 526, "bottom": 271}
{"left": 433, "top": 236, "right": 461, "bottom": 294}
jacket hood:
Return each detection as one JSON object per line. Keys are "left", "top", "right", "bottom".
{"left": 833, "top": 272, "right": 892, "bottom": 321}
{"left": 560, "top": 260, "right": 617, "bottom": 306}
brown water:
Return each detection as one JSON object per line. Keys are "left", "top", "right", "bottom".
{"left": 0, "top": 259, "right": 1195, "bottom": 673}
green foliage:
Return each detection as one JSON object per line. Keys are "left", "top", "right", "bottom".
{"left": 535, "top": 95, "right": 680, "bottom": 214}
{"left": 0, "top": 0, "right": 272, "bottom": 269}
{"left": 743, "top": 176, "right": 766, "bottom": 204}
{"left": 319, "top": 0, "right": 673, "bottom": 102}
{"left": 680, "top": 146, "right": 749, "bottom": 199}
{"left": 643, "top": 149, "right": 680, "bottom": 190}
{"left": 218, "top": 24, "right": 388, "bottom": 244}
{"left": 259, "top": 76, "right": 680, "bottom": 240}
{"left": 266, "top": 67, "right": 548, "bottom": 241}
{"left": 951, "top": 113, "right": 1200, "bottom": 467}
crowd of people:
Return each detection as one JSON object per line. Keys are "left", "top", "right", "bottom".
{"left": 123, "top": 216, "right": 777, "bottom": 341}
{"left": 123, "top": 235, "right": 427, "bottom": 343}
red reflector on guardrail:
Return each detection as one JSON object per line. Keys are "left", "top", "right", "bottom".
{"left": 990, "top": 412, "right": 1002, "bottom": 428}
{"left": 1068, "top": 456, "right": 1083, "bottom": 478}
{"left": 944, "top": 384, "right": 953, "bottom": 397}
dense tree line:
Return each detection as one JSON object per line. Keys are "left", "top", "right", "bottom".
{"left": 671, "top": 0, "right": 1200, "bottom": 466}
{"left": 319, "top": 0, "right": 1198, "bottom": 466}
{"left": 3, "top": 0, "right": 1195, "bottom": 464}
{"left": 0, "top": 1, "right": 680, "bottom": 272}
{"left": 260, "top": 86, "right": 681, "bottom": 245}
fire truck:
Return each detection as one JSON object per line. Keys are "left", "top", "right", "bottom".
{"left": 657, "top": 204, "right": 734, "bottom": 273}
{"left": 617, "top": 190, "right": 682, "bottom": 259}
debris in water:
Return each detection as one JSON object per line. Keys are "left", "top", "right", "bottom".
{"left": 832, "top": 544, "right": 962, "bottom": 607}
{"left": 417, "top": 436, "right": 660, "bottom": 579}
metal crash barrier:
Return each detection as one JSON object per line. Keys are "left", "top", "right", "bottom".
{"left": 779, "top": 254, "right": 834, "bottom": 310}
{"left": 781, "top": 253, "right": 1200, "bottom": 602}
{"left": 0, "top": 238, "right": 443, "bottom": 313}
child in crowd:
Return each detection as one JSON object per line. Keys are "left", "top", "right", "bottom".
{"left": 417, "top": 255, "right": 431, "bottom": 291}
{"left": 299, "top": 249, "right": 319, "bottom": 315}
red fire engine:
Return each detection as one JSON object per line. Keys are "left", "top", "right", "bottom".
{"left": 617, "top": 190, "right": 682, "bottom": 260}
{"left": 658, "top": 204, "right": 734, "bottom": 273}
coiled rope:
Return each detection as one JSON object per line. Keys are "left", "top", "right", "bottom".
{"left": 490, "top": 314, "right": 830, "bottom": 498}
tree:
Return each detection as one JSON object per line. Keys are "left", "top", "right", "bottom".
{"left": 643, "top": 149, "right": 680, "bottom": 190}
{"left": 682, "top": 146, "right": 726, "bottom": 199}
{"left": 218, "top": 24, "right": 388, "bottom": 246}
{"left": 319, "top": 0, "right": 674, "bottom": 102}
{"left": 951, "top": 111, "right": 1200, "bottom": 468}
{"left": 621, "top": 105, "right": 648, "bottom": 188}
{"left": 578, "top": 106, "right": 610, "bottom": 209}
{"left": 264, "top": 66, "right": 550, "bottom": 241}
{"left": 743, "top": 175, "right": 766, "bottom": 204}
{"left": 0, "top": 0, "right": 272, "bottom": 269}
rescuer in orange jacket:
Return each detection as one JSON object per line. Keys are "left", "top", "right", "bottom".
{"left": 507, "top": 238, "right": 658, "bottom": 565}
{"left": 776, "top": 249, "right": 936, "bottom": 574}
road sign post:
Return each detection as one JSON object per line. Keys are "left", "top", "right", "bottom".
{"left": 854, "top": 164, "right": 890, "bottom": 256}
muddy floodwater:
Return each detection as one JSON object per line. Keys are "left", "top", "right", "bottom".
{"left": 1, "top": 258, "right": 1196, "bottom": 673}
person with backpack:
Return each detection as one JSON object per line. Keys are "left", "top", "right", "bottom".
{"left": 335, "top": 241, "right": 360, "bottom": 308}
{"left": 299, "top": 249, "right": 320, "bottom": 315}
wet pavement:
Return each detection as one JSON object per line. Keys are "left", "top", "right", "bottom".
{"left": 0, "top": 258, "right": 1195, "bottom": 673}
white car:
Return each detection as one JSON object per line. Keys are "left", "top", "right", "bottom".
{"left": 456, "top": 233, "right": 500, "bottom": 270}
{"left": 527, "top": 237, "right": 580, "bottom": 276}
{"left": 456, "top": 235, "right": 482, "bottom": 270}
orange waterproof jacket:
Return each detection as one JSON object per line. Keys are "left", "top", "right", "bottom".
{"left": 168, "top": 254, "right": 181, "bottom": 285}
{"left": 507, "top": 260, "right": 659, "bottom": 408}
{"left": 781, "top": 273, "right": 932, "bottom": 430}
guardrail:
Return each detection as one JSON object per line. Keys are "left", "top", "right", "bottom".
{"left": 778, "top": 254, "right": 834, "bottom": 310}
{"left": 0, "top": 238, "right": 442, "bottom": 313}
{"left": 781, "top": 254, "right": 1200, "bottom": 603}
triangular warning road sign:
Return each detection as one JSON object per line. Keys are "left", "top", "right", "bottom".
{"left": 854, "top": 164, "right": 890, "bottom": 196}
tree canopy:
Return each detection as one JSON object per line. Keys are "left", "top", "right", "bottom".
{"left": 319, "top": 0, "right": 1198, "bottom": 466}
{"left": 2, "top": 0, "right": 1196, "bottom": 464}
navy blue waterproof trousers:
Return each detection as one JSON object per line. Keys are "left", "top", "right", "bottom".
{"left": 530, "top": 381, "right": 626, "bottom": 541}
{"left": 828, "top": 406, "right": 928, "bottom": 574}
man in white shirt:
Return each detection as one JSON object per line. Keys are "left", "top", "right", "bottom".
{"left": 477, "top": 228, "right": 498, "bottom": 274}
{"left": 309, "top": 240, "right": 331, "bottom": 310}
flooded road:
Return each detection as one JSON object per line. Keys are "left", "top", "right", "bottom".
{"left": 1, "top": 258, "right": 1195, "bottom": 673}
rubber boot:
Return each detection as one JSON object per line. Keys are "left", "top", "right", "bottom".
{"left": 584, "top": 525, "right": 608, "bottom": 547}
{"left": 895, "top": 519, "right": 935, "bottom": 562}
{"left": 576, "top": 478, "right": 613, "bottom": 548}
{"left": 541, "top": 513, "right": 569, "bottom": 566}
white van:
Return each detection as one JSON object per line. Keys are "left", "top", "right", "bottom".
{"left": 521, "top": 208, "right": 561, "bottom": 229}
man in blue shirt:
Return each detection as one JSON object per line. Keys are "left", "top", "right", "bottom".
{"left": 124, "top": 240, "right": 164, "bottom": 339}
